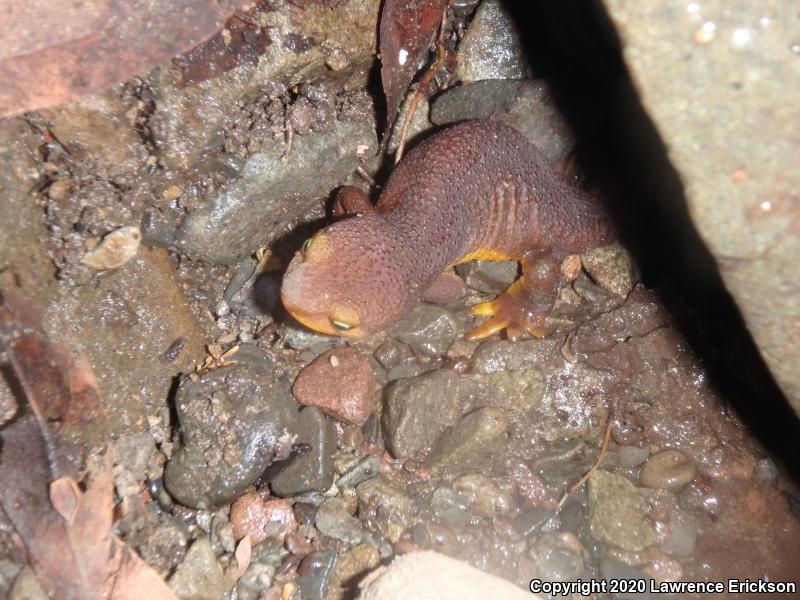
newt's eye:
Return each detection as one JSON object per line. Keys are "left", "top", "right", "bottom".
{"left": 330, "top": 318, "right": 353, "bottom": 331}
{"left": 301, "top": 238, "right": 313, "bottom": 256}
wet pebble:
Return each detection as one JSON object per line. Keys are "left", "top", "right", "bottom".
{"left": 599, "top": 558, "right": 658, "bottom": 600}
{"left": 314, "top": 497, "right": 365, "bottom": 544}
{"left": 81, "top": 225, "right": 141, "bottom": 269}
{"left": 112, "top": 431, "right": 155, "bottom": 480}
{"left": 176, "top": 121, "right": 378, "bottom": 264}
{"left": 588, "top": 470, "right": 657, "bottom": 552}
{"left": 168, "top": 537, "right": 230, "bottom": 600}
{"left": 283, "top": 325, "right": 337, "bottom": 352}
{"left": 639, "top": 449, "right": 696, "bottom": 493}
{"left": 286, "top": 531, "right": 314, "bottom": 559}
{"left": 507, "top": 460, "right": 557, "bottom": 510}
{"left": 136, "top": 518, "right": 189, "bottom": 575}
{"left": 513, "top": 508, "right": 553, "bottom": 537}
{"left": 374, "top": 338, "right": 414, "bottom": 369}
{"left": 581, "top": 243, "right": 636, "bottom": 298}
{"left": 230, "top": 492, "right": 298, "bottom": 545}
{"left": 269, "top": 406, "right": 336, "bottom": 497}
{"left": 426, "top": 407, "right": 508, "bottom": 478}
{"left": 164, "top": 364, "right": 299, "bottom": 508}
{"left": 328, "top": 543, "right": 380, "bottom": 595}
{"left": 292, "top": 347, "right": 375, "bottom": 425}
{"left": 382, "top": 370, "right": 461, "bottom": 459}
{"left": 661, "top": 510, "right": 697, "bottom": 558}
{"left": 237, "top": 539, "right": 284, "bottom": 600}
{"left": 211, "top": 516, "right": 236, "bottom": 553}
{"left": 470, "top": 338, "right": 561, "bottom": 374}
{"left": 431, "top": 487, "right": 471, "bottom": 530}
{"left": 528, "top": 533, "right": 585, "bottom": 582}
{"left": 337, "top": 455, "right": 381, "bottom": 488}
{"left": 755, "top": 457, "right": 779, "bottom": 482}
{"left": 389, "top": 304, "right": 462, "bottom": 357}
{"left": 617, "top": 445, "right": 651, "bottom": 469}
{"left": 456, "top": 0, "right": 530, "bottom": 81}
{"left": 386, "top": 359, "right": 428, "bottom": 381}
{"left": 356, "top": 476, "right": 417, "bottom": 543}
{"left": 678, "top": 482, "right": 720, "bottom": 516}
{"left": 452, "top": 473, "right": 514, "bottom": 517}
{"left": 455, "top": 260, "right": 518, "bottom": 294}
{"left": 298, "top": 550, "right": 337, "bottom": 600}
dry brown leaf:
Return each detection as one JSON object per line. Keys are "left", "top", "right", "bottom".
{"left": 233, "top": 535, "right": 253, "bottom": 580}
{"left": 0, "top": 0, "right": 239, "bottom": 117}
{"left": 0, "top": 288, "right": 176, "bottom": 599}
{"left": 379, "top": 0, "right": 449, "bottom": 130}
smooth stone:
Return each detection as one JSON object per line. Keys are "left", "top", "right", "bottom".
{"left": 639, "top": 449, "right": 696, "bottom": 493}
{"left": 269, "top": 406, "right": 336, "bottom": 498}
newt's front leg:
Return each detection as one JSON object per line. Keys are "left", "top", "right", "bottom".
{"left": 465, "top": 254, "right": 561, "bottom": 342}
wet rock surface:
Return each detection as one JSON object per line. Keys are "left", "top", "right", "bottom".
{"left": 588, "top": 470, "right": 657, "bottom": 552}
{"left": 268, "top": 406, "right": 336, "bottom": 498}
{"left": 164, "top": 363, "right": 299, "bottom": 508}
{"left": 456, "top": 0, "right": 531, "bottom": 81}
{"left": 1, "top": 0, "right": 799, "bottom": 598}
{"left": 175, "top": 118, "right": 378, "bottom": 264}
{"left": 292, "top": 347, "right": 376, "bottom": 425}
{"left": 600, "top": 0, "right": 800, "bottom": 415}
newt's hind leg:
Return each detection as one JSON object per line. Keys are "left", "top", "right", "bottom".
{"left": 466, "top": 254, "right": 561, "bottom": 342}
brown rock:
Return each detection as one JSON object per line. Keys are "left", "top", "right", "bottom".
{"left": 230, "top": 492, "right": 297, "bottom": 545}
{"left": 285, "top": 532, "right": 314, "bottom": 559}
{"left": 292, "top": 348, "right": 375, "bottom": 425}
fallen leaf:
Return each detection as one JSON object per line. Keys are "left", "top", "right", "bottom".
{"left": 0, "top": 0, "right": 239, "bottom": 117}
{"left": 233, "top": 535, "right": 252, "bottom": 580}
{"left": 0, "top": 287, "right": 177, "bottom": 599}
{"left": 379, "top": 0, "right": 448, "bottom": 130}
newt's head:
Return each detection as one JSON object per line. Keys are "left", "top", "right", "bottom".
{"left": 281, "top": 215, "right": 413, "bottom": 337}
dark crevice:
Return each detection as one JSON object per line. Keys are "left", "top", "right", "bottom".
{"left": 499, "top": 0, "right": 799, "bottom": 479}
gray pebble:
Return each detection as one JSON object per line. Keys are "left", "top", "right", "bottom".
{"left": 661, "top": 510, "right": 697, "bottom": 558}
{"left": 315, "top": 498, "right": 365, "bottom": 544}
{"left": 513, "top": 508, "right": 553, "bottom": 537}
{"left": 456, "top": 0, "right": 531, "bottom": 81}
{"left": 426, "top": 407, "right": 508, "bottom": 478}
{"left": 431, "top": 487, "right": 471, "bottom": 530}
{"left": 382, "top": 370, "right": 461, "bottom": 459}
{"left": 164, "top": 364, "right": 299, "bottom": 508}
{"left": 455, "top": 260, "right": 517, "bottom": 294}
{"left": 389, "top": 304, "right": 462, "bottom": 358}
{"left": 168, "top": 537, "right": 230, "bottom": 600}
{"left": 298, "top": 550, "right": 337, "bottom": 600}
{"left": 617, "top": 445, "right": 651, "bottom": 469}
{"left": 337, "top": 455, "right": 381, "bottom": 488}
{"left": 528, "top": 533, "right": 585, "bottom": 582}
{"left": 269, "top": 406, "right": 336, "bottom": 497}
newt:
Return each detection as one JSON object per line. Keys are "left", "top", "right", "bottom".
{"left": 281, "top": 119, "right": 614, "bottom": 340}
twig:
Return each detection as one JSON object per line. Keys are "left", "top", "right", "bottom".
{"left": 556, "top": 418, "right": 613, "bottom": 511}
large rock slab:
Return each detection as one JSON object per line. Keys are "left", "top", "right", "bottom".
{"left": 601, "top": 0, "right": 800, "bottom": 415}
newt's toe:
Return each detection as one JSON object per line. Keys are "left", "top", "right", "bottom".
{"left": 466, "top": 295, "right": 547, "bottom": 341}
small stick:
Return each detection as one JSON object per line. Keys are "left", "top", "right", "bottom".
{"left": 355, "top": 165, "right": 377, "bottom": 188}
{"left": 556, "top": 418, "right": 613, "bottom": 511}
